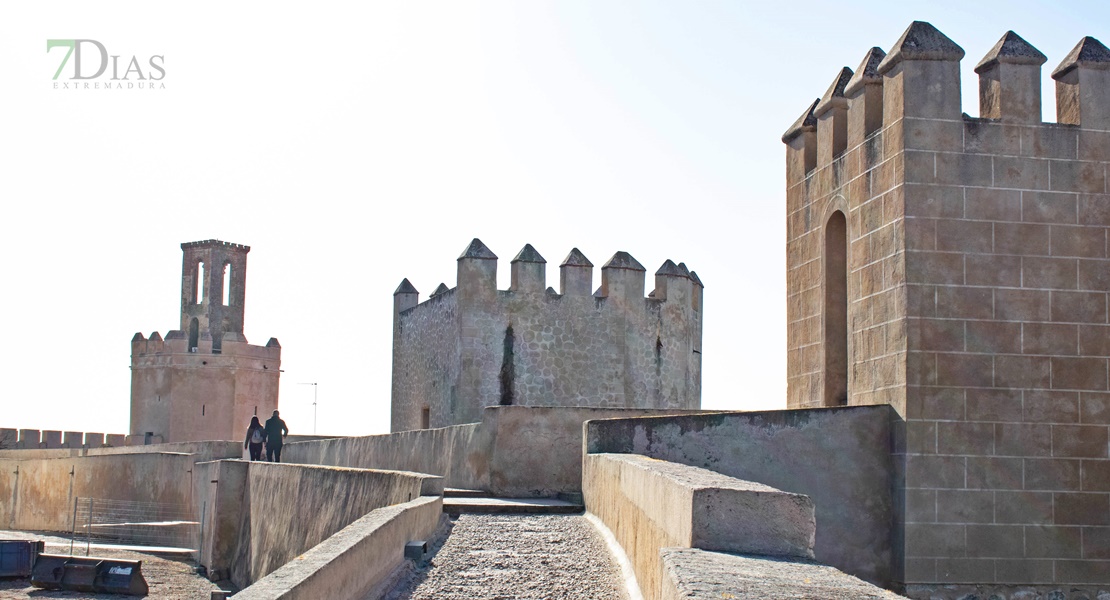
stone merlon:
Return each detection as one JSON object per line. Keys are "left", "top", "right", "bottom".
{"left": 458, "top": 238, "right": 497, "bottom": 260}
{"left": 975, "top": 30, "right": 1047, "bottom": 73}
{"left": 877, "top": 20, "right": 965, "bottom": 75}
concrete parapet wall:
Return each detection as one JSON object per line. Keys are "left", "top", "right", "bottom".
{"left": 194, "top": 460, "right": 442, "bottom": 590}
{"left": 0, "top": 452, "right": 196, "bottom": 532}
{"left": 233, "top": 495, "right": 442, "bottom": 600}
{"left": 283, "top": 406, "right": 704, "bottom": 497}
{"left": 659, "top": 548, "right": 906, "bottom": 600}
{"left": 0, "top": 440, "right": 241, "bottom": 462}
{"left": 583, "top": 453, "right": 815, "bottom": 600}
{"left": 281, "top": 423, "right": 486, "bottom": 491}
{"left": 585, "top": 406, "right": 895, "bottom": 587}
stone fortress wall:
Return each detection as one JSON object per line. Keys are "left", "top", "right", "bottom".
{"left": 784, "top": 21, "right": 1110, "bottom": 596}
{"left": 390, "top": 238, "right": 704, "bottom": 431}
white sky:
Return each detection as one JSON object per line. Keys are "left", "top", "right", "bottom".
{"left": 1, "top": 1, "right": 1107, "bottom": 437}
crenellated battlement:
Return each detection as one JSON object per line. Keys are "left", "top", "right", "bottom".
{"left": 180, "top": 239, "right": 251, "bottom": 251}
{"left": 394, "top": 238, "right": 704, "bottom": 314}
{"left": 390, "top": 238, "right": 704, "bottom": 431}
{"left": 784, "top": 21, "right": 1110, "bottom": 188}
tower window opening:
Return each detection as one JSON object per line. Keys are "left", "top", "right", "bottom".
{"left": 202, "top": 404, "right": 206, "bottom": 416}
{"left": 222, "top": 263, "right": 231, "bottom": 306}
{"left": 196, "top": 261, "right": 206, "bottom": 304}
{"left": 824, "top": 211, "right": 849, "bottom": 407}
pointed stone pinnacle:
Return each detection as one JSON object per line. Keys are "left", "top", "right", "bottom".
{"left": 512, "top": 244, "right": 547, "bottom": 264}
{"left": 1052, "top": 36, "right": 1110, "bottom": 80}
{"left": 560, "top": 248, "right": 594, "bottom": 268}
{"left": 782, "top": 98, "right": 819, "bottom": 143}
{"left": 878, "top": 21, "right": 965, "bottom": 75}
{"left": 975, "top": 31, "right": 1047, "bottom": 73}
{"left": 431, "top": 283, "right": 450, "bottom": 297}
{"left": 394, "top": 278, "right": 419, "bottom": 295}
{"left": 602, "top": 252, "right": 646, "bottom": 272}
{"left": 458, "top": 238, "right": 497, "bottom": 260}
{"left": 656, "top": 259, "right": 686, "bottom": 277}
{"left": 814, "top": 67, "right": 854, "bottom": 117}
{"left": 689, "top": 271, "right": 704, "bottom": 288}
{"left": 845, "top": 47, "right": 887, "bottom": 96}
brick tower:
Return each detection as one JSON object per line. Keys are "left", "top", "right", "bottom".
{"left": 130, "top": 240, "right": 281, "bottom": 444}
{"left": 785, "top": 22, "right": 1110, "bottom": 598}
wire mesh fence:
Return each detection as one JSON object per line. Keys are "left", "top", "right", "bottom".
{"left": 69, "top": 497, "right": 198, "bottom": 553}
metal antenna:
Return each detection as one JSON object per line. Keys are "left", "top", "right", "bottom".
{"left": 298, "top": 382, "right": 318, "bottom": 434}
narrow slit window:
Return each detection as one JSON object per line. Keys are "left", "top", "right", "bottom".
{"left": 222, "top": 263, "right": 231, "bottom": 306}
{"left": 196, "top": 261, "right": 206, "bottom": 304}
{"left": 824, "top": 211, "right": 849, "bottom": 406}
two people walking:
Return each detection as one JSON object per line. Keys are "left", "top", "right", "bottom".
{"left": 243, "top": 410, "right": 289, "bottom": 462}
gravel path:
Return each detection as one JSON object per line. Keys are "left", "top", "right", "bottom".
{"left": 0, "top": 530, "right": 226, "bottom": 600}
{"left": 384, "top": 514, "right": 626, "bottom": 600}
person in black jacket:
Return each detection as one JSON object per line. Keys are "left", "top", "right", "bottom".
{"left": 244, "top": 416, "right": 266, "bottom": 461}
{"left": 264, "top": 410, "right": 289, "bottom": 462}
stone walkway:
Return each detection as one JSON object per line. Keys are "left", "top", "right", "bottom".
{"left": 384, "top": 514, "right": 626, "bottom": 600}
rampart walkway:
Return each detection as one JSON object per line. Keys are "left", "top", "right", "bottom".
{"left": 383, "top": 514, "right": 627, "bottom": 600}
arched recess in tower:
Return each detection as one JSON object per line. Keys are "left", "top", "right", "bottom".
{"left": 824, "top": 210, "right": 848, "bottom": 406}
{"left": 188, "top": 317, "right": 200, "bottom": 351}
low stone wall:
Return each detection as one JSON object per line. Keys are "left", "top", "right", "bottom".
{"left": 0, "top": 452, "right": 196, "bottom": 532}
{"left": 585, "top": 406, "right": 896, "bottom": 587}
{"left": 281, "top": 406, "right": 701, "bottom": 497}
{"left": 233, "top": 495, "right": 442, "bottom": 600}
{"left": 584, "top": 453, "right": 816, "bottom": 600}
{"left": 193, "top": 460, "right": 442, "bottom": 590}
{"left": 659, "top": 548, "right": 905, "bottom": 600}
{"left": 280, "top": 423, "right": 486, "bottom": 491}
{"left": 0, "top": 440, "right": 242, "bottom": 462}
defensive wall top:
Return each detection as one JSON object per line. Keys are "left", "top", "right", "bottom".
{"left": 394, "top": 238, "right": 703, "bottom": 312}
{"left": 782, "top": 21, "right": 1110, "bottom": 179}
{"left": 181, "top": 239, "right": 251, "bottom": 252}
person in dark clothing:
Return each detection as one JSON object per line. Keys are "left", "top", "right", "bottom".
{"left": 244, "top": 416, "right": 266, "bottom": 461}
{"left": 264, "top": 410, "right": 289, "bottom": 462}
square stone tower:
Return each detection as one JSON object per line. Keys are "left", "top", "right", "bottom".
{"left": 785, "top": 22, "right": 1110, "bottom": 597}
{"left": 130, "top": 240, "right": 281, "bottom": 443}
{"left": 391, "top": 239, "right": 703, "bottom": 431}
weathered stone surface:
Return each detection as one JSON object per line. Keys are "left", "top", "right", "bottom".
{"left": 660, "top": 548, "right": 905, "bottom": 600}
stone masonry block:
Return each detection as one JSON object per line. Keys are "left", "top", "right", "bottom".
{"left": 936, "top": 489, "right": 994, "bottom": 523}
{"left": 1021, "top": 125, "right": 1078, "bottom": 160}
{"left": 964, "top": 120, "right": 1021, "bottom": 156}
{"left": 1082, "top": 326, "right": 1110, "bottom": 357}
{"left": 995, "top": 222, "right": 1050, "bottom": 256}
{"left": 1024, "top": 458, "right": 1081, "bottom": 491}
{"left": 936, "top": 353, "right": 993, "bottom": 387}
{"left": 964, "top": 389, "right": 1020, "bottom": 421}
{"left": 1023, "top": 322, "right": 1079, "bottom": 355}
{"left": 1052, "top": 356, "right": 1109, "bottom": 390}
{"left": 1053, "top": 492, "right": 1110, "bottom": 525}
{"left": 905, "top": 523, "right": 966, "bottom": 558}
{"left": 1055, "top": 558, "right": 1110, "bottom": 584}
{"left": 996, "top": 156, "right": 1051, "bottom": 191}
{"left": 996, "top": 423, "right": 1051, "bottom": 457}
{"left": 966, "top": 254, "right": 1021, "bottom": 287}
{"left": 907, "top": 251, "right": 964, "bottom": 285}
{"left": 1023, "top": 190, "right": 1079, "bottom": 224}
{"left": 1079, "top": 194, "right": 1110, "bottom": 226}
{"left": 936, "top": 286, "right": 993, "bottom": 319}
{"left": 905, "top": 454, "right": 966, "bottom": 489}
{"left": 1025, "top": 525, "right": 1083, "bottom": 558}
{"left": 995, "top": 288, "right": 1051, "bottom": 321}
{"left": 965, "top": 187, "right": 1020, "bottom": 221}
{"left": 1082, "top": 526, "right": 1110, "bottom": 558}
{"left": 994, "top": 558, "right": 1055, "bottom": 584}
{"left": 994, "top": 490, "right": 1053, "bottom": 524}
{"left": 1081, "top": 392, "right": 1110, "bottom": 423}
{"left": 1024, "top": 390, "right": 1080, "bottom": 422}
{"left": 913, "top": 386, "right": 964, "bottom": 421}
{"left": 1023, "top": 256, "right": 1078, "bottom": 290}
{"left": 1052, "top": 225, "right": 1106, "bottom": 259}
{"left": 994, "top": 355, "right": 1051, "bottom": 389}
{"left": 1079, "top": 259, "right": 1110, "bottom": 291}
{"left": 966, "top": 456, "right": 1023, "bottom": 490}
{"left": 905, "top": 183, "right": 964, "bottom": 218}
{"left": 937, "top": 421, "right": 994, "bottom": 456}
{"left": 1078, "top": 128, "right": 1110, "bottom": 163}
{"left": 909, "top": 318, "right": 965, "bottom": 353}
{"left": 936, "top": 219, "right": 992, "bottom": 253}
{"left": 935, "top": 152, "right": 994, "bottom": 187}
{"left": 1050, "top": 159, "right": 1106, "bottom": 194}
{"left": 935, "top": 558, "right": 996, "bottom": 584}
{"left": 966, "top": 524, "right": 1024, "bottom": 558}
{"left": 1052, "top": 291, "right": 1109, "bottom": 324}
{"left": 967, "top": 320, "right": 1022, "bottom": 354}
{"left": 1053, "top": 424, "right": 1109, "bottom": 458}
